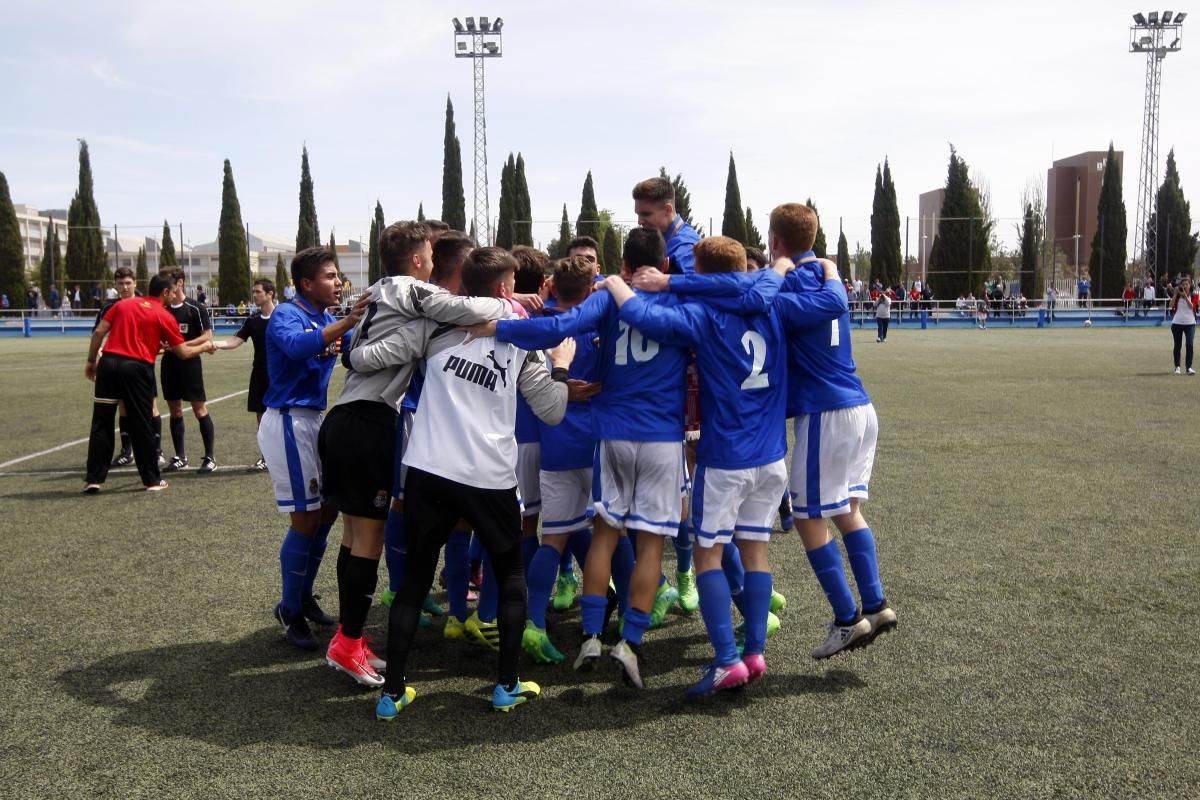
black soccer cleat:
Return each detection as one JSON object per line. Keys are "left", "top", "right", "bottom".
{"left": 302, "top": 594, "right": 337, "bottom": 626}
{"left": 111, "top": 452, "right": 134, "bottom": 467}
{"left": 274, "top": 604, "right": 319, "bottom": 651}
{"left": 164, "top": 456, "right": 189, "bottom": 472}
{"left": 198, "top": 457, "right": 217, "bottom": 474}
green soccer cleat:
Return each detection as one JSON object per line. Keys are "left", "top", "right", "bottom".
{"left": 444, "top": 615, "right": 466, "bottom": 641}
{"left": 422, "top": 593, "right": 445, "bottom": 617}
{"left": 649, "top": 580, "right": 680, "bottom": 628}
{"left": 675, "top": 569, "right": 699, "bottom": 613}
{"left": 466, "top": 611, "right": 500, "bottom": 650}
{"left": 379, "top": 589, "right": 396, "bottom": 608}
{"left": 522, "top": 621, "right": 566, "bottom": 664}
{"left": 770, "top": 589, "right": 787, "bottom": 615}
{"left": 736, "top": 611, "right": 782, "bottom": 651}
{"left": 552, "top": 571, "right": 579, "bottom": 611}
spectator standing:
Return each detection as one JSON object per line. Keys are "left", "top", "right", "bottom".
{"left": 283, "top": 281, "right": 296, "bottom": 302}
{"left": 1, "top": 292, "right": 8, "bottom": 310}
{"left": 1122, "top": 284, "right": 1135, "bottom": 316}
{"left": 1142, "top": 280, "right": 1156, "bottom": 317}
{"left": 1046, "top": 286, "right": 1057, "bottom": 321}
{"left": 875, "top": 291, "right": 891, "bottom": 342}
{"left": 1168, "top": 276, "right": 1197, "bottom": 375}
{"left": 197, "top": 286, "right": 208, "bottom": 306}
{"left": 976, "top": 297, "right": 989, "bottom": 329}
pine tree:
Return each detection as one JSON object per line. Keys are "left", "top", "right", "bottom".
{"left": 577, "top": 171, "right": 600, "bottom": 242}
{"left": 417, "top": 203, "right": 426, "bottom": 222}
{"left": 0, "top": 172, "right": 28, "bottom": 305}
{"left": 496, "top": 154, "right": 517, "bottom": 249}
{"left": 275, "top": 253, "right": 288, "bottom": 294}
{"left": 836, "top": 230, "right": 850, "bottom": 275}
{"left": 721, "top": 152, "right": 747, "bottom": 243}
{"left": 929, "top": 146, "right": 992, "bottom": 296}
{"left": 135, "top": 246, "right": 148, "bottom": 291}
{"left": 368, "top": 201, "right": 384, "bottom": 284}
{"left": 745, "top": 207, "right": 764, "bottom": 250}
{"left": 1148, "top": 149, "right": 1199, "bottom": 281}
{"left": 514, "top": 153, "right": 533, "bottom": 246}
{"left": 549, "top": 205, "right": 573, "bottom": 258}
{"left": 441, "top": 96, "right": 467, "bottom": 232}
{"left": 870, "top": 160, "right": 902, "bottom": 285}
{"left": 36, "top": 219, "right": 64, "bottom": 299}
{"left": 218, "top": 159, "right": 251, "bottom": 304}
{"left": 603, "top": 225, "right": 622, "bottom": 276}
{"left": 328, "top": 230, "right": 339, "bottom": 268}
{"left": 1087, "top": 143, "right": 1126, "bottom": 297}
{"left": 296, "top": 146, "right": 320, "bottom": 252}
{"left": 160, "top": 220, "right": 177, "bottom": 267}
{"left": 64, "top": 140, "right": 107, "bottom": 306}
{"left": 806, "top": 199, "right": 828, "bottom": 258}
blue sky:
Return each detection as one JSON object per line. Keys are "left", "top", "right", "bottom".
{"left": 2, "top": 0, "right": 1196, "bottom": 255}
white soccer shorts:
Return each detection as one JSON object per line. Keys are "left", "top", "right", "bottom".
{"left": 392, "top": 408, "right": 415, "bottom": 501}
{"left": 691, "top": 459, "right": 788, "bottom": 547}
{"left": 258, "top": 407, "right": 324, "bottom": 513}
{"left": 539, "top": 467, "right": 593, "bottom": 536}
{"left": 593, "top": 439, "right": 686, "bottom": 537}
{"left": 789, "top": 402, "right": 878, "bottom": 520}
{"left": 516, "top": 442, "right": 542, "bottom": 518}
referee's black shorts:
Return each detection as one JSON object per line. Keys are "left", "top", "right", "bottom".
{"left": 247, "top": 368, "right": 269, "bottom": 413}
{"left": 318, "top": 400, "right": 398, "bottom": 520}
{"left": 161, "top": 353, "right": 206, "bottom": 402}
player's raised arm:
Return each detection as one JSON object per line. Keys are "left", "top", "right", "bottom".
{"left": 494, "top": 290, "right": 608, "bottom": 351}
{"left": 347, "top": 318, "right": 436, "bottom": 373}
{"left": 603, "top": 275, "right": 704, "bottom": 348}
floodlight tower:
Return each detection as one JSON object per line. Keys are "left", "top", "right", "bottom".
{"left": 1129, "top": 10, "right": 1186, "bottom": 272}
{"left": 453, "top": 16, "right": 503, "bottom": 246}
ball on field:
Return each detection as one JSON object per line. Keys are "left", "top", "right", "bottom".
{"left": 1082, "top": 320, "right": 1092, "bottom": 327}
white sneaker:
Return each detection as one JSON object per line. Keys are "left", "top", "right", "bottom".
{"left": 610, "top": 640, "right": 644, "bottom": 688}
{"left": 811, "top": 617, "right": 871, "bottom": 659}
{"left": 1189, "top": 368, "right": 1196, "bottom": 376}
{"left": 1175, "top": 367, "right": 1182, "bottom": 375}
{"left": 573, "top": 635, "right": 602, "bottom": 672}
{"left": 864, "top": 605, "right": 898, "bottom": 641}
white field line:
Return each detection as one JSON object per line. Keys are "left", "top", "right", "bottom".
{"left": 0, "top": 464, "right": 256, "bottom": 477}
{"left": 0, "top": 390, "right": 247, "bottom": 471}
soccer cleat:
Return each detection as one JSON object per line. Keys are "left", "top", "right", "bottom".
{"left": 864, "top": 604, "right": 898, "bottom": 642}
{"left": 686, "top": 660, "right": 750, "bottom": 699}
{"left": 375, "top": 687, "right": 416, "bottom": 721}
{"left": 273, "top": 603, "right": 319, "bottom": 651}
{"left": 649, "top": 581, "right": 679, "bottom": 628}
{"left": 250, "top": 456, "right": 268, "bottom": 472}
{"left": 779, "top": 494, "right": 795, "bottom": 532}
{"left": 422, "top": 593, "right": 445, "bottom": 617}
{"left": 735, "top": 610, "right": 782, "bottom": 646}
{"left": 1175, "top": 367, "right": 1182, "bottom": 375}
{"left": 362, "top": 638, "right": 386, "bottom": 672}
{"left": 743, "top": 653, "right": 767, "bottom": 684}
{"left": 443, "top": 615, "right": 467, "bottom": 640}
{"left": 770, "top": 590, "right": 787, "bottom": 614}
{"left": 164, "top": 456, "right": 188, "bottom": 472}
{"left": 302, "top": 594, "right": 336, "bottom": 626}
{"left": 326, "top": 628, "right": 384, "bottom": 687}
{"left": 675, "top": 569, "right": 700, "bottom": 613}
{"left": 145, "top": 481, "right": 169, "bottom": 492}
{"left": 573, "top": 635, "right": 602, "bottom": 672}
{"left": 111, "top": 452, "right": 133, "bottom": 467}
{"left": 157, "top": 453, "right": 167, "bottom": 467}
{"left": 379, "top": 589, "right": 397, "bottom": 608}
{"left": 610, "top": 640, "right": 644, "bottom": 689}
{"left": 811, "top": 617, "right": 872, "bottom": 660}
{"left": 198, "top": 457, "right": 217, "bottom": 474}
{"left": 82, "top": 483, "right": 101, "bottom": 495}
{"left": 522, "top": 621, "right": 565, "bottom": 664}
{"left": 1189, "top": 368, "right": 1197, "bottom": 376}
{"left": 492, "top": 679, "right": 541, "bottom": 712}
{"left": 465, "top": 612, "right": 499, "bottom": 650}
{"left": 552, "top": 571, "right": 579, "bottom": 611}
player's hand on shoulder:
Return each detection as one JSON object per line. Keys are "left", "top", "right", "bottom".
{"left": 818, "top": 258, "right": 840, "bottom": 281}
{"left": 630, "top": 267, "right": 667, "bottom": 293}
{"left": 600, "top": 275, "right": 628, "bottom": 291}
{"left": 772, "top": 256, "right": 796, "bottom": 276}
{"left": 566, "top": 379, "right": 601, "bottom": 401}
{"left": 546, "top": 336, "right": 576, "bottom": 369}
{"left": 464, "top": 319, "right": 498, "bottom": 343}
{"left": 514, "top": 292, "right": 545, "bottom": 313}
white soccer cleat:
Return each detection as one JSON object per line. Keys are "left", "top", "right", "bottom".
{"left": 609, "top": 640, "right": 643, "bottom": 689}
{"left": 864, "top": 605, "right": 898, "bottom": 641}
{"left": 573, "top": 635, "right": 602, "bottom": 672}
{"left": 811, "top": 617, "right": 871, "bottom": 660}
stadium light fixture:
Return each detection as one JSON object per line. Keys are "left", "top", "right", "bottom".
{"left": 1149, "top": 11, "right": 1160, "bottom": 23}
{"left": 1174, "top": 12, "right": 1186, "bottom": 22}
{"left": 480, "top": 16, "right": 490, "bottom": 31}
{"left": 1170, "top": 36, "right": 1181, "bottom": 46}
{"left": 1163, "top": 11, "right": 1174, "bottom": 23}
{"left": 453, "top": 17, "right": 464, "bottom": 32}
{"left": 1134, "top": 12, "right": 1148, "bottom": 23}
{"left": 493, "top": 17, "right": 503, "bottom": 31}
{"left": 465, "top": 16, "right": 476, "bottom": 30}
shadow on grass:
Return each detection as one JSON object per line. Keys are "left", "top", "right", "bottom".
{"left": 58, "top": 622, "right": 866, "bottom": 754}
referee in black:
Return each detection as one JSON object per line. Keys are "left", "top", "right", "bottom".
{"left": 213, "top": 277, "right": 276, "bottom": 470}
{"left": 159, "top": 267, "right": 218, "bottom": 473}
{"left": 84, "top": 274, "right": 214, "bottom": 493}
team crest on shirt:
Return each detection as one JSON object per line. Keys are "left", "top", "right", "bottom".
{"left": 179, "top": 323, "right": 189, "bottom": 334}
{"left": 373, "top": 490, "right": 389, "bottom": 509}
{"left": 309, "top": 478, "right": 319, "bottom": 495}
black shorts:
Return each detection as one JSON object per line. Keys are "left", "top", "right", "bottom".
{"left": 161, "top": 354, "right": 206, "bottom": 402}
{"left": 404, "top": 467, "right": 522, "bottom": 559}
{"left": 247, "top": 368, "right": 269, "bottom": 413}
{"left": 318, "top": 401, "right": 398, "bottom": 520}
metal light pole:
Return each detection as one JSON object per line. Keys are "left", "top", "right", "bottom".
{"left": 1129, "top": 10, "right": 1186, "bottom": 270}
{"left": 452, "top": 16, "right": 504, "bottom": 246}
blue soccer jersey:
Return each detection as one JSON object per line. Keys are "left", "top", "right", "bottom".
{"left": 537, "top": 308, "right": 602, "bottom": 471}
{"left": 263, "top": 297, "right": 348, "bottom": 410}
{"left": 399, "top": 366, "right": 424, "bottom": 413}
{"left": 664, "top": 215, "right": 700, "bottom": 274}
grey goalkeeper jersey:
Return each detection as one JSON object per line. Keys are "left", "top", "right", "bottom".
{"left": 335, "top": 275, "right": 510, "bottom": 411}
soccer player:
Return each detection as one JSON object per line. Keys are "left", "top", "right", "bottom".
{"left": 158, "top": 267, "right": 217, "bottom": 474}
{"left": 367, "top": 247, "right": 574, "bottom": 717}
{"left": 96, "top": 266, "right": 163, "bottom": 467}
{"left": 259, "top": 246, "right": 369, "bottom": 651}
{"left": 213, "top": 278, "right": 276, "bottom": 470}
{"left": 319, "top": 222, "right": 509, "bottom": 687}
{"left": 83, "top": 274, "right": 214, "bottom": 493}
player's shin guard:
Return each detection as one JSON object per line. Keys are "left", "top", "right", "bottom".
{"left": 304, "top": 522, "right": 332, "bottom": 601}
{"left": 612, "top": 536, "right": 635, "bottom": 616}
{"left": 342, "top": 555, "right": 379, "bottom": 639}
{"left": 169, "top": 415, "right": 186, "bottom": 458}
{"left": 697, "top": 569, "right": 738, "bottom": 666}
{"left": 842, "top": 527, "right": 885, "bottom": 612}
{"left": 279, "top": 528, "right": 313, "bottom": 616}
{"left": 805, "top": 540, "right": 859, "bottom": 624}
{"left": 674, "top": 521, "right": 693, "bottom": 573}
{"left": 526, "top": 545, "right": 560, "bottom": 629}
{"left": 741, "top": 571, "right": 773, "bottom": 656}
{"left": 580, "top": 594, "right": 607, "bottom": 637}
{"left": 444, "top": 529, "right": 472, "bottom": 620}
{"left": 384, "top": 510, "right": 406, "bottom": 593}
{"left": 197, "top": 414, "right": 215, "bottom": 460}
{"left": 478, "top": 550, "right": 499, "bottom": 623}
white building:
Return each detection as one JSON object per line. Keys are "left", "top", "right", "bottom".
{"left": 13, "top": 205, "right": 69, "bottom": 274}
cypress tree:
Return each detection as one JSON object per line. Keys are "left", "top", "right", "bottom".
{"left": 441, "top": 96, "right": 467, "bottom": 232}
{"left": 0, "top": 172, "right": 28, "bottom": 305}
{"left": 135, "top": 246, "right": 148, "bottom": 291}
{"left": 296, "top": 146, "right": 320, "bottom": 252}
{"left": 65, "top": 140, "right": 107, "bottom": 305}
{"left": 603, "top": 226, "right": 622, "bottom": 276}
{"left": 218, "top": 159, "right": 251, "bottom": 304}
{"left": 160, "top": 220, "right": 177, "bottom": 267}
{"left": 660, "top": 167, "right": 698, "bottom": 231}
{"left": 1148, "top": 149, "right": 1199, "bottom": 280}
{"left": 468, "top": 219, "right": 477, "bottom": 246}
{"left": 869, "top": 166, "right": 885, "bottom": 282}
{"left": 577, "top": 171, "right": 600, "bottom": 242}
{"left": 417, "top": 203, "right": 426, "bottom": 222}
{"left": 1087, "top": 143, "right": 1126, "bottom": 297}
{"left": 721, "top": 152, "right": 747, "bottom": 243}
{"left": 514, "top": 153, "right": 533, "bottom": 246}
{"left": 836, "top": 230, "right": 850, "bottom": 275}
{"left": 1019, "top": 202, "right": 1041, "bottom": 298}
{"left": 37, "top": 218, "right": 64, "bottom": 299}
{"left": 929, "top": 146, "right": 992, "bottom": 296}
{"left": 328, "top": 230, "right": 339, "bottom": 268}
{"left": 275, "top": 253, "right": 288, "bottom": 295}
{"left": 745, "top": 207, "right": 764, "bottom": 250}
{"left": 368, "top": 201, "right": 384, "bottom": 284}
{"left": 806, "top": 198, "right": 828, "bottom": 258}
{"left": 496, "top": 154, "right": 517, "bottom": 249}
{"left": 870, "top": 160, "right": 902, "bottom": 285}
{"left": 550, "top": 205, "right": 573, "bottom": 258}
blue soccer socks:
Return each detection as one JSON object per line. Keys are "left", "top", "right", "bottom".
{"left": 303, "top": 521, "right": 332, "bottom": 601}
{"left": 280, "top": 528, "right": 314, "bottom": 616}
{"left": 842, "top": 527, "right": 885, "bottom": 613}
{"left": 526, "top": 545, "right": 561, "bottom": 629}
{"left": 806, "top": 540, "right": 859, "bottom": 624}
{"left": 623, "top": 608, "right": 651, "bottom": 646}
{"left": 612, "top": 536, "right": 635, "bottom": 616}
{"left": 580, "top": 593, "right": 608, "bottom": 637}
{"left": 697, "top": 568, "right": 739, "bottom": 666}
{"left": 741, "top": 571, "right": 773, "bottom": 656}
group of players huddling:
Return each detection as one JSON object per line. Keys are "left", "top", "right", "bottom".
{"left": 86, "top": 174, "right": 897, "bottom": 717}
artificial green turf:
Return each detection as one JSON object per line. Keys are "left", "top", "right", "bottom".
{"left": 0, "top": 330, "right": 1196, "bottom": 799}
